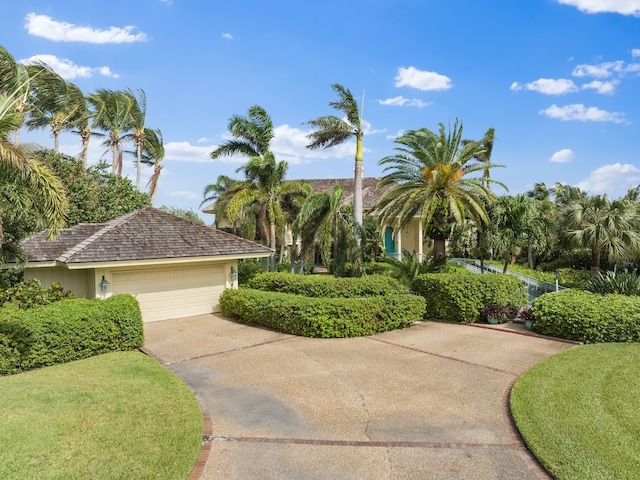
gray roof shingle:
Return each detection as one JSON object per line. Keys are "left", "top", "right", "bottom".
{"left": 20, "top": 207, "right": 272, "bottom": 264}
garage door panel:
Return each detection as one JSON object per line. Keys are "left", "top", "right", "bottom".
{"left": 111, "top": 265, "right": 225, "bottom": 322}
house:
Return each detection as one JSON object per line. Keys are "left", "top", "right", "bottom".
{"left": 15, "top": 207, "right": 272, "bottom": 322}
{"left": 203, "top": 177, "right": 431, "bottom": 260}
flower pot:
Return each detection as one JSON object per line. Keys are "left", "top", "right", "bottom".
{"left": 525, "top": 319, "right": 534, "bottom": 331}
{"left": 487, "top": 317, "right": 500, "bottom": 325}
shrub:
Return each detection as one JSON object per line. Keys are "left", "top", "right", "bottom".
{"left": 412, "top": 273, "right": 527, "bottom": 323}
{"left": 219, "top": 288, "right": 425, "bottom": 338}
{"left": 246, "top": 272, "right": 405, "bottom": 298}
{"left": 531, "top": 289, "right": 640, "bottom": 343}
{"left": 585, "top": 269, "right": 640, "bottom": 296}
{"left": 0, "top": 279, "right": 73, "bottom": 309}
{"left": 237, "top": 259, "right": 263, "bottom": 284}
{"left": 0, "top": 294, "right": 143, "bottom": 375}
{"left": 481, "top": 303, "right": 516, "bottom": 324}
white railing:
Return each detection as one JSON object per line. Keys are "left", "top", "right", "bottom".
{"left": 448, "top": 258, "right": 567, "bottom": 302}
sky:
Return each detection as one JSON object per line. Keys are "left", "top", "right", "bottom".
{"left": 1, "top": 0, "right": 640, "bottom": 221}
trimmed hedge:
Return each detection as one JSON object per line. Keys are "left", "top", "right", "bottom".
{"left": 220, "top": 288, "right": 425, "bottom": 338}
{"left": 0, "top": 294, "right": 143, "bottom": 375}
{"left": 0, "top": 279, "right": 73, "bottom": 309}
{"left": 246, "top": 272, "right": 405, "bottom": 298}
{"left": 412, "top": 273, "right": 527, "bottom": 323}
{"left": 531, "top": 290, "right": 640, "bottom": 343}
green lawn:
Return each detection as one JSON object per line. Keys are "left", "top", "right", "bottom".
{"left": 511, "top": 343, "right": 640, "bottom": 480}
{"left": 0, "top": 351, "right": 202, "bottom": 480}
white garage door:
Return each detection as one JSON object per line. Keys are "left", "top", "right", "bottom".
{"left": 111, "top": 265, "right": 225, "bottom": 322}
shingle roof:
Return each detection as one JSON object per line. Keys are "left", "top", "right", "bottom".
{"left": 20, "top": 207, "right": 273, "bottom": 264}
{"left": 294, "top": 178, "right": 389, "bottom": 210}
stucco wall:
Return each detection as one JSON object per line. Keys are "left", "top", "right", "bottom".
{"left": 24, "top": 267, "right": 91, "bottom": 298}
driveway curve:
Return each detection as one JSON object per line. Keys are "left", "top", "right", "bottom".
{"left": 143, "top": 315, "right": 574, "bottom": 480}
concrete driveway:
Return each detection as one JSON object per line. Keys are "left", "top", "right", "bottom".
{"left": 143, "top": 315, "right": 574, "bottom": 480}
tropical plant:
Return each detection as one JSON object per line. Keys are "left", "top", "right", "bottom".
{"left": 140, "top": 128, "right": 164, "bottom": 203}
{"left": 0, "top": 45, "right": 30, "bottom": 144}
{"left": 88, "top": 89, "right": 135, "bottom": 175}
{"left": 0, "top": 82, "right": 68, "bottom": 252}
{"left": 560, "top": 193, "right": 640, "bottom": 277}
{"left": 382, "top": 250, "right": 424, "bottom": 288}
{"left": 25, "top": 64, "right": 86, "bottom": 153}
{"left": 121, "top": 89, "right": 147, "bottom": 188}
{"left": 376, "top": 120, "right": 503, "bottom": 262}
{"left": 585, "top": 268, "right": 640, "bottom": 296}
{"left": 306, "top": 83, "right": 365, "bottom": 226}
{"left": 294, "top": 184, "right": 358, "bottom": 275}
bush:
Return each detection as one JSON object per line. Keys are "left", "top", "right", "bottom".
{"left": 246, "top": 272, "right": 406, "bottom": 298}
{"left": 0, "top": 279, "right": 73, "bottom": 309}
{"left": 412, "top": 273, "right": 527, "bottom": 323}
{"left": 237, "top": 259, "right": 263, "bottom": 284}
{"left": 585, "top": 269, "right": 640, "bottom": 296}
{"left": 0, "top": 294, "right": 143, "bottom": 375}
{"left": 219, "top": 288, "right": 425, "bottom": 338}
{"left": 531, "top": 289, "right": 640, "bottom": 343}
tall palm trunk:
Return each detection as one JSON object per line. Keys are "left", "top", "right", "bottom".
{"left": 591, "top": 247, "right": 601, "bottom": 278}
{"left": 269, "top": 221, "right": 276, "bottom": 271}
{"left": 353, "top": 132, "right": 364, "bottom": 227}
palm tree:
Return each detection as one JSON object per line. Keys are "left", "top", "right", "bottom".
{"left": 305, "top": 83, "right": 365, "bottom": 226}
{"left": 561, "top": 194, "right": 640, "bottom": 277}
{"left": 141, "top": 128, "right": 164, "bottom": 203}
{"left": 0, "top": 46, "right": 30, "bottom": 144}
{"left": 89, "top": 89, "right": 135, "bottom": 175}
{"left": 121, "top": 89, "right": 147, "bottom": 188}
{"left": 226, "top": 155, "right": 310, "bottom": 270}
{"left": 376, "top": 120, "right": 503, "bottom": 262}
{"left": 489, "top": 194, "right": 537, "bottom": 272}
{"left": 210, "top": 105, "right": 274, "bottom": 162}
{"left": 25, "top": 64, "right": 86, "bottom": 153}
{"left": 0, "top": 81, "right": 68, "bottom": 246}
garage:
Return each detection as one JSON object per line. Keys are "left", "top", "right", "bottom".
{"left": 17, "top": 207, "right": 273, "bottom": 323}
{"left": 112, "top": 265, "right": 225, "bottom": 322}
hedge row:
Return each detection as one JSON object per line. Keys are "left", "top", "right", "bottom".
{"left": 412, "top": 273, "right": 527, "bottom": 323}
{"left": 220, "top": 288, "right": 425, "bottom": 338}
{"left": 246, "top": 272, "right": 405, "bottom": 297}
{"left": 531, "top": 290, "right": 640, "bottom": 343}
{"left": 0, "top": 295, "right": 144, "bottom": 375}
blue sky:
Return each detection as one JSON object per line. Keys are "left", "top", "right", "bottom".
{"left": 2, "top": 0, "right": 640, "bottom": 219}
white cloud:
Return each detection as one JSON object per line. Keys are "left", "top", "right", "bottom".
{"left": 197, "top": 137, "right": 212, "bottom": 143}
{"left": 539, "top": 103, "right": 626, "bottom": 123}
{"left": 556, "top": 0, "right": 640, "bottom": 16}
{"left": 510, "top": 78, "right": 578, "bottom": 95}
{"left": 394, "top": 66, "right": 452, "bottom": 91}
{"left": 378, "top": 96, "right": 430, "bottom": 108}
{"left": 165, "top": 141, "right": 223, "bottom": 163}
{"left": 576, "top": 163, "right": 640, "bottom": 196}
{"left": 633, "top": 49, "right": 640, "bottom": 58}
{"left": 222, "top": 33, "right": 234, "bottom": 40}
{"left": 572, "top": 60, "right": 625, "bottom": 78}
{"left": 581, "top": 80, "right": 618, "bottom": 94}
{"left": 25, "top": 13, "right": 148, "bottom": 43}
{"left": 549, "top": 148, "right": 575, "bottom": 163}
{"left": 19, "top": 54, "right": 118, "bottom": 80}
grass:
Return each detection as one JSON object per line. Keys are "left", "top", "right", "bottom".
{"left": 510, "top": 343, "right": 640, "bottom": 480}
{"left": 0, "top": 351, "right": 202, "bottom": 480}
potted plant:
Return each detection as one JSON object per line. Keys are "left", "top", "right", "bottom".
{"left": 481, "top": 303, "right": 513, "bottom": 324}
{"left": 518, "top": 306, "right": 535, "bottom": 331}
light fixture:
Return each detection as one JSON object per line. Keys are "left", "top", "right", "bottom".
{"left": 230, "top": 266, "right": 238, "bottom": 282}
{"left": 100, "top": 275, "right": 110, "bottom": 293}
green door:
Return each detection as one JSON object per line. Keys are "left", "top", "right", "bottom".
{"left": 384, "top": 227, "right": 396, "bottom": 255}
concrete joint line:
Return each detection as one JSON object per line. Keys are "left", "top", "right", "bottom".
{"left": 161, "top": 336, "right": 295, "bottom": 365}
{"left": 366, "top": 337, "right": 517, "bottom": 376}
{"left": 208, "top": 435, "right": 521, "bottom": 450}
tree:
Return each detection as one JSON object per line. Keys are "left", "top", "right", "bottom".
{"left": 25, "top": 64, "right": 86, "bottom": 153}
{"left": 0, "top": 45, "right": 30, "bottom": 144}
{"left": 0, "top": 88, "right": 68, "bottom": 258}
{"left": 141, "top": 128, "right": 165, "bottom": 204}
{"left": 376, "top": 120, "right": 503, "bottom": 262}
{"left": 306, "top": 83, "right": 365, "bottom": 227}
{"left": 561, "top": 193, "right": 640, "bottom": 277}
{"left": 226, "top": 155, "right": 310, "bottom": 271}
{"left": 34, "top": 149, "right": 149, "bottom": 226}
{"left": 121, "top": 89, "right": 147, "bottom": 188}
{"left": 488, "top": 194, "right": 536, "bottom": 272}
{"left": 210, "top": 105, "right": 274, "bottom": 162}
{"left": 159, "top": 206, "right": 204, "bottom": 224}
{"left": 89, "top": 89, "right": 135, "bottom": 175}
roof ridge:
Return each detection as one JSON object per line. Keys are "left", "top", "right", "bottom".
{"left": 56, "top": 209, "right": 140, "bottom": 263}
